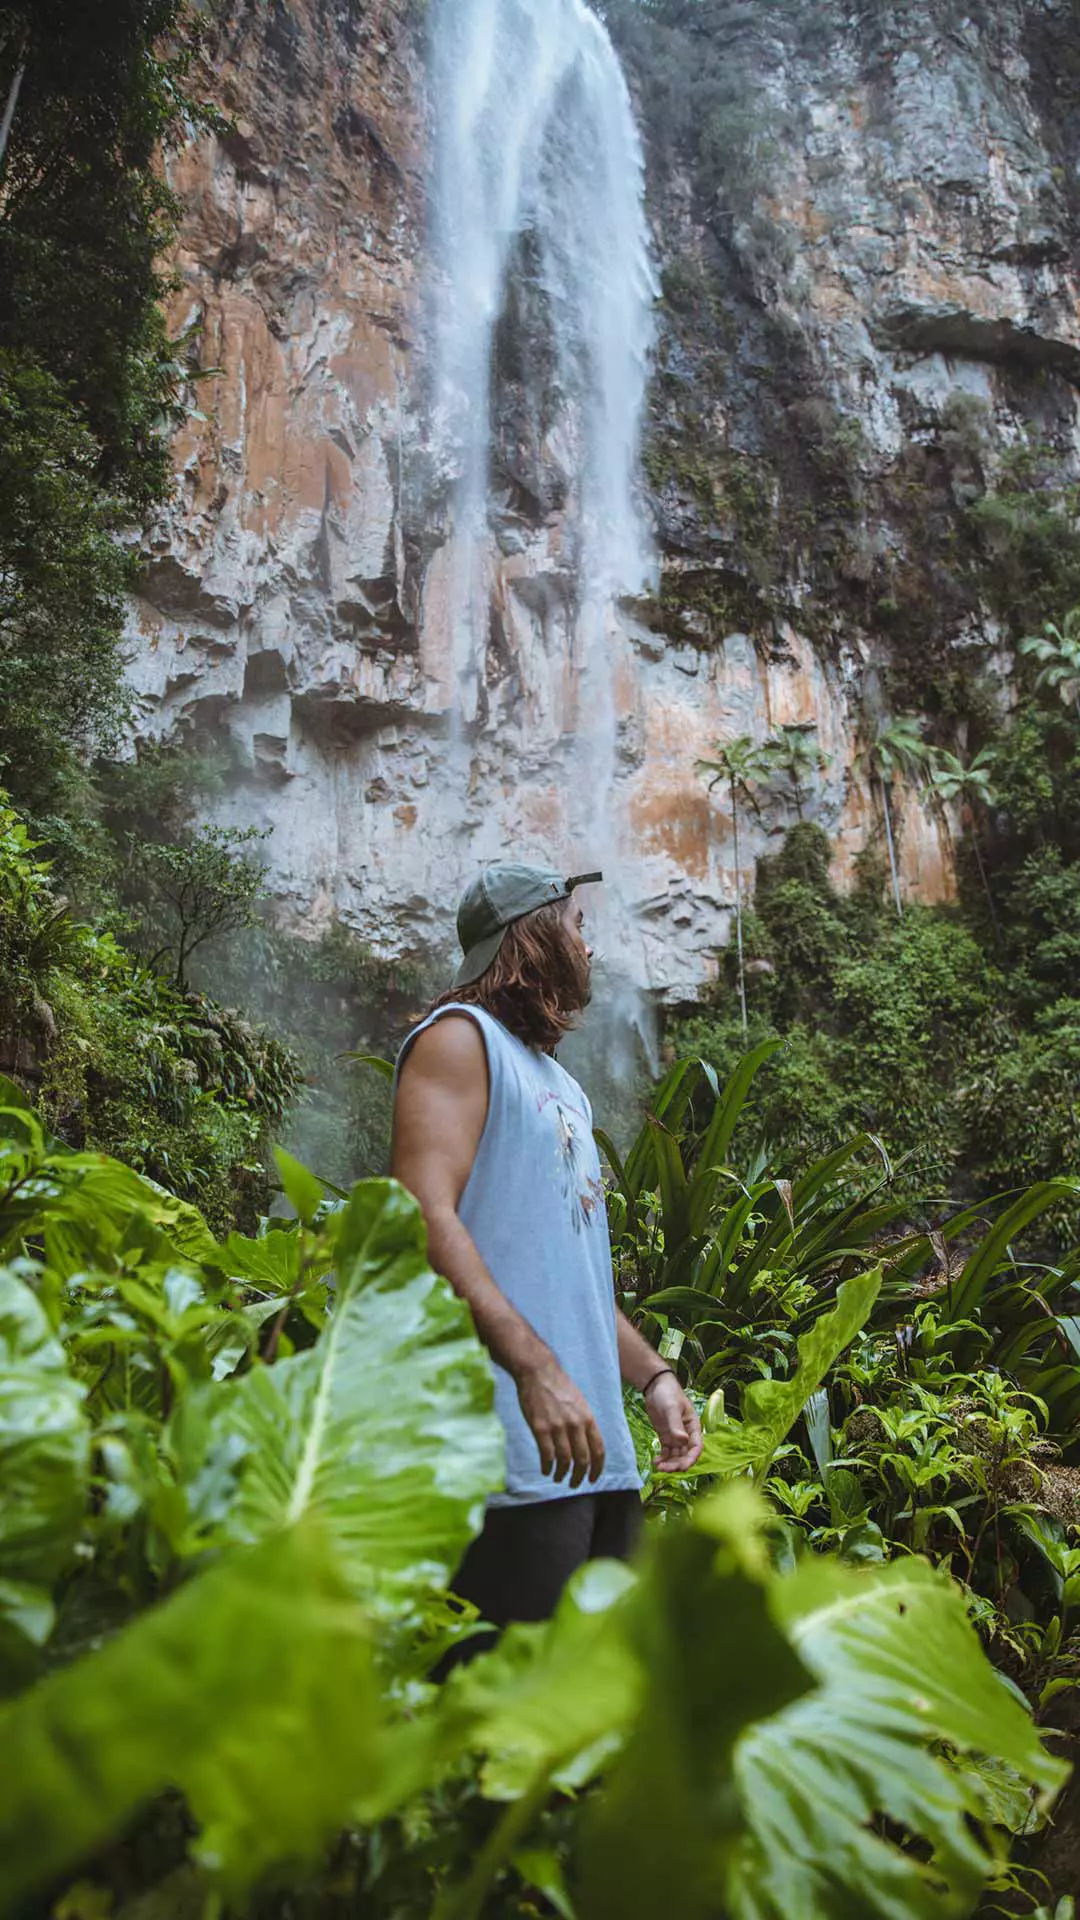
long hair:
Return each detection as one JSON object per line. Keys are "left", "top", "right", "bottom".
{"left": 428, "top": 902, "right": 589, "bottom": 1052}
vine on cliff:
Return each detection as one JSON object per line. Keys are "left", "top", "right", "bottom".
{"left": 0, "top": 0, "right": 218, "bottom": 833}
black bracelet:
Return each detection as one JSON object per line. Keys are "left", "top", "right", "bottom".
{"left": 642, "top": 1365, "right": 674, "bottom": 1397}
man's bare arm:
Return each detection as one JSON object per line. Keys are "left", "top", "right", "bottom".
{"left": 391, "top": 1015, "right": 605, "bottom": 1486}
{"left": 616, "top": 1310, "right": 703, "bottom": 1473}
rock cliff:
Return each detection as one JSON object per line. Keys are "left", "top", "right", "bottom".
{"left": 127, "top": 0, "right": 1080, "bottom": 1001}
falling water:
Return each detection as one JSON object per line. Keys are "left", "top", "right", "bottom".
{"left": 427, "top": 0, "right": 658, "bottom": 1091}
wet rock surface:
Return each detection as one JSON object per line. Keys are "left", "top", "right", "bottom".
{"left": 126, "top": 0, "right": 1080, "bottom": 1000}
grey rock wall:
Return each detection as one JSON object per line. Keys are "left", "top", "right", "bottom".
{"left": 126, "top": 0, "right": 1080, "bottom": 1000}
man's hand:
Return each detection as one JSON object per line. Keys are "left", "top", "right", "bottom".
{"left": 517, "top": 1358, "right": 606, "bottom": 1488}
{"left": 645, "top": 1372, "right": 704, "bottom": 1474}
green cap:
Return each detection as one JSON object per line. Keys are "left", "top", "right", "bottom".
{"left": 454, "top": 863, "right": 603, "bottom": 986}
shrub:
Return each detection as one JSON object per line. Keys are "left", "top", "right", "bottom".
{"left": 965, "top": 1001, "right": 1080, "bottom": 1240}
{"left": 1001, "top": 845, "right": 1080, "bottom": 1017}
{"left": 0, "top": 1106, "right": 1063, "bottom": 1916}
{"left": 0, "top": 0, "right": 216, "bottom": 837}
{"left": 0, "top": 792, "right": 298, "bottom": 1233}
{"left": 673, "top": 827, "right": 1009, "bottom": 1198}
{"left": 0, "top": 355, "right": 131, "bottom": 816}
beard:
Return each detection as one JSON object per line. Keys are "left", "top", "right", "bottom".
{"left": 560, "top": 941, "right": 592, "bottom": 1014}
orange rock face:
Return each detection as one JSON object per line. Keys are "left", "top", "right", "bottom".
{"left": 123, "top": 0, "right": 1008, "bottom": 1006}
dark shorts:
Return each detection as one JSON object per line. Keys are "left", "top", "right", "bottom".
{"left": 447, "top": 1488, "right": 643, "bottom": 1662}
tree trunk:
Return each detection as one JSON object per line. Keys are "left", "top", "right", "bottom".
{"left": 732, "top": 778, "right": 748, "bottom": 1036}
{"left": 971, "top": 826, "right": 1003, "bottom": 949}
{"left": 0, "top": 60, "right": 25, "bottom": 174}
{"left": 880, "top": 776, "right": 902, "bottom": 917}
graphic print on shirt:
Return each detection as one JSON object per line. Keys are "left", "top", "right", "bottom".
{"left": 536, "top": 1086, "right": 605, "bottom": 1233}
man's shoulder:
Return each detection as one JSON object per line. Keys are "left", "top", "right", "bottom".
{"left": 399, "top": 1007, "right": 489, "bottom": 1078}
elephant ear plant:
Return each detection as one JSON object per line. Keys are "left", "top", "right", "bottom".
{"left": 0, "top": 1087, "right": 1068, "bottom": 1917}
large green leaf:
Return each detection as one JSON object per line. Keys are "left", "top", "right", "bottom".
{"left": 0, "top": 1524, "right": 386, "bottom": 1909}
{"left": 581, "top": 1485, "right": 810, "bottom": 1920}
{"left": 791, "top": 1133, "right": 890, "bottom": 1212}
{"left": 449, "top": 1558, "right": 640, "bottom": 1800}
{"left": 949, "top": 1181, "right": 1080, "bottom": 1325}
{"left": 648, "top": 1116, "right": 690, "bottom": 1246}
{"left": 214, "top": 1222, "right": 305, "bottom": 1289}
{"left": 687, "top": 1267, "right": 882, "bottom": 1478}
{"left": 0, "top": 1267, "right": 89, "bottom": 1624}
{"left": 645, "top": 1285, "right": 732, "bottom": 1328}
{"left": 342, "top": 1050, "right": 395, "bottom": 1082}
{"left": 1, "top": 1130, "right": 218, "bottom": 1275}
{"left": 729, "top": 1552, "right": 1067, "bottom": 1920}
{"left": 595, "top": 1126, "right": 637, "bottom": 1234}
{"left": 687, "top": 1038, "right": 781, "bottom": 1238}
{"left": 698, "top": 1183, "right": 765, "bottom": 1302}
{"left": 272, "top": 1145, "right": 324, "bottom": 1225}
{"left": 623, "top": 1058, "right": 703, "bottom": 1198}
{"left": 572, "top": 1489, "right": 1064, "bottom": 1920}
{"left": 0, "top": 1077, "right": 33, "bottom": 1114}
{"left": 178, "top": 1179, "right": 503, "bottom": 1602}
{"left": 429, "top": 1488, "right": 1065, "bottom": 1920}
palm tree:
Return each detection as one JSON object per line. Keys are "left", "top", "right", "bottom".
{"left": 926, "top": 744, "right": 1002, "bottom": 945}
{"left": 697, "top": 735, "right": 776, "bottom": 1035}
{"left": 857, "top": 715, "right": 932, "bottom": 918}
{"left": 0, "top": 55, "right": 25, "bottom": 173}
{"left": 1019, "top": 611, "right": 1080, "bottom": 716}
{"left": 768, "top": 723, "right": 830, "bottom": 821}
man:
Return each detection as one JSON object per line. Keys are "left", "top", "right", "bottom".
{"left": 391, "top": 861, "right": 703, "bottom": 1636}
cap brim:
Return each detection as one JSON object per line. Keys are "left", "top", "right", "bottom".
{"left": 453, "top": 924, "right": 509, "bottom": 987}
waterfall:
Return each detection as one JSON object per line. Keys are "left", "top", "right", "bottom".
{"left": 427, "top": 0, "right": 658, "bottom": 1087}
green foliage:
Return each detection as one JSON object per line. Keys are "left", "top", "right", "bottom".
{"left": 860, "top": 712, "right": 932, "bottom": 787}
{"left": 967, "top": 1003, "right": 1080, "bottom": 1211}
{"left": 727, "top": 1543, "right": 1060, "bottom": 1920}
{"left": 581, "top": 1491, "right": 810, "bottom": 1920}
{"left": 698, "top": 734, "right": 793, "bottom": 1031}
{"left": 1020, "top": 612, "right": 1080, "bottom": 714}
{"left": 829, "top": 913, "right": 1001, "bottom": 1185}
{"left": 0, "top": 1070, "right": 1066, "bottom": 1917}
{"left": 0, "top": 1130, "right": 503, "bottom": 1905}
{"left": 132, "top": 823, "right": 272, "bottom": 988}
{"left": 0, "top": 1265, "right": 89, "bottom": 1643}
{"left": 595, "top": 1043, "right": 1060, "bottom": 1527}
{"left": 678, "top": 670, "right": 1080, "bottom": 1232}
{"left": 678, "top": 846, "right": 1005, "bottom": 1196}
{"left": 766, "top": 1323, "right": 1080, "bottom": 1710}
{"left": 0, "top": 353, "right": 131, "bottom": 814}
{"left": 0, "top": 0, "right": 214, "bottom": 833}
{"left": 691, "top": 1269, "right": 883, "bottom": 1478}
{"left": 767, "top": 722, "right": 829, "bottom": 820}
{"left": 0, "top": 791, "right": 299, "bottom": 1232}
{"left": 0, "top": 1523, "right": 385, "bottom": 1905}
{"left": 603, "top": 1043, "right": 900, "bottom": 1347}
{"left": 199, "top": 913, "right": 439, "bottom": 1189}
{"left": 179, "top": 1176, "right": 504, "bottom": 1609}
{"left": 581, "top": 1487, "right": 1062, "bottom": 1920}
{"left": 609, "top": 1026, "right": 1080, "bottom": 1556}
{"left": 856, "top": 713, "right": 935, "bottom": 915}
{"left": 966, "top": 487, "right": 1080, "bottom": 635}
{"left": 0, "top": 0, "right": 215, "bottom": 507}
{"left": 611, "top": 1062, "right": 1080, "bottom": 1897}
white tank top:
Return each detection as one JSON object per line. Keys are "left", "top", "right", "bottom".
{"left": 398, "top": 1003, "right": 641, "bottom": 1506}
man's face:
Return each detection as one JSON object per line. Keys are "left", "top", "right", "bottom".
{"left": 560, "top": 894, "right": 593, "bottom": 1007}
